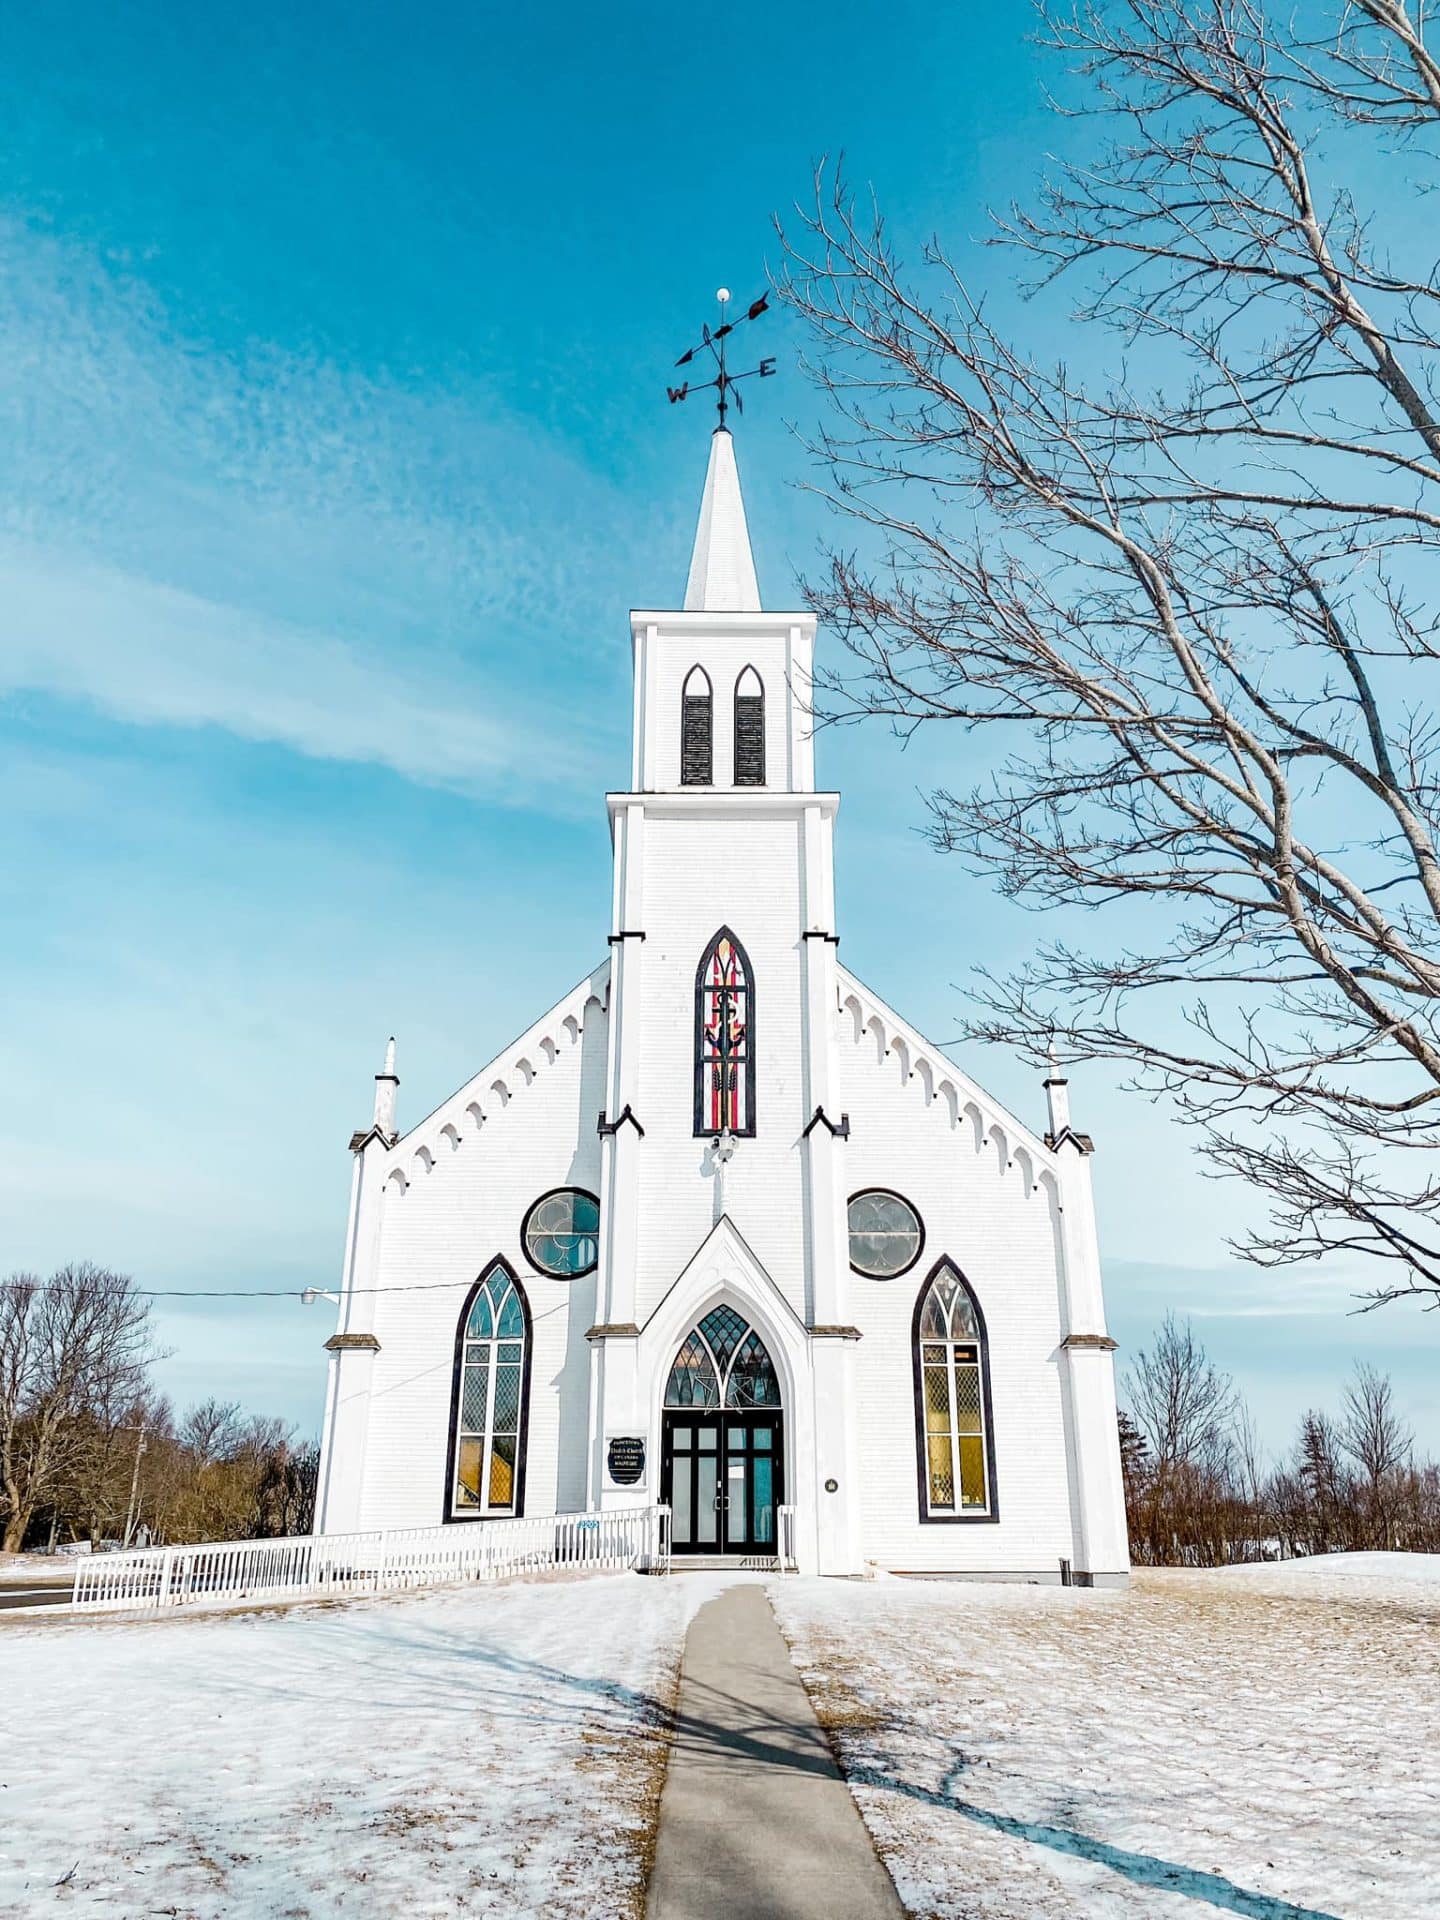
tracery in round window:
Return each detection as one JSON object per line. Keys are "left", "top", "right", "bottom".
{"left": 522, "top": 1188, "right": 600, "bottom": 1277}
{"left": 847, "top": 1189, "right": 924, "bottom": 1278}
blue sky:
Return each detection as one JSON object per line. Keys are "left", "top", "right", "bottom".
{"left": 3, "top": 0, "right": 1436, "bottom": 1457}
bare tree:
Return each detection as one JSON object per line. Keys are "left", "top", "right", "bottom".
{"left": 0, "top": 1265, "right": 153, "bottom": 1552}
{"left": 1122, "top": 1313, "right": 1243, "bottom": 1562}
{"left": 1340, "top": 1360, "right": 1413, "bottom": 1544}
{"left": 1127, "top": 1312, "right": 1238, "bottom": 1469}
{"left": 777, "top": 0, "right": 1440, "bottom": 1306}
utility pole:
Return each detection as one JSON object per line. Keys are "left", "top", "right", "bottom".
{"left": 122, "top": 1424, "right": 148, "bottom": 1548}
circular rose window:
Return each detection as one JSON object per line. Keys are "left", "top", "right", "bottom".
{"left": 522, "top": 1189, "right": 600, "bottom": 1277}
{"left": 847, "top": 1189, "right": 923, "bottom": 1278}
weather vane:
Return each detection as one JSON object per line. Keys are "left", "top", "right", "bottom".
{"left": 668, "top": 288, "right": 775, "bottom": 427}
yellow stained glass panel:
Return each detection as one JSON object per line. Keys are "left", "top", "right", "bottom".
{"left": 927, "top": 1435, "right": 954, "bottom": 1508}
{"left": 959, "top": 1435, "right": 986, "bottom": 1507}
{"left": 923, "top": 1365, "right": 951, "bottom": 1432}
{"left": 456, "top": 1438, "right": 483, "bottom": 1507}
{"left": 489, "top": 1436, "right": 516, "bottom": 1508}
{"left": 953, "top": 1360, "right": 983, "bottom": 1434}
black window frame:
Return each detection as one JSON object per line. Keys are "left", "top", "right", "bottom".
{"left": 846, "top": 1187, "right": 926, "bottom": 1278}
{"left": 733, "top": 665, "right": 765, "bottom": 787}
{"left": 693, "top": 925, "right": 757, "bottom": 1138}
{"left": 443, "top": 1256, "right": 534, "bottom": 1524}
{"left": 681, "top": 664, "right": 713, "bottom": 786}
{"left": 519, "top": 1186, "right": 601, "bottom": 1279}
{"left": 910, "top": 1258, "right": 999, "bottom": 1525}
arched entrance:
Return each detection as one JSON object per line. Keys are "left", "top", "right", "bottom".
{"left": 661, "top": 1306, "right": 784, "bottom": 1555}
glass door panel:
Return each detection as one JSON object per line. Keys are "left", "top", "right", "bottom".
{"left": 752, "top": 1453, "right": 775, "bottom": 1546}
{"left": 665, "top": 1410, "right": 783, "bottom": 1553}
{"left": 696, "top": 1450, "right": 718, "bottom": 1545}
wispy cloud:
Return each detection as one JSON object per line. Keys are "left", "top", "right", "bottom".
{"left": 0, "top": 215, "right": 632, "bottom": 806}
{"left": 1108, "top": 1256, "right": 1365, "bottom": 1321}
{"left": 0, "top": 543, "right": 598, "bottom": 800}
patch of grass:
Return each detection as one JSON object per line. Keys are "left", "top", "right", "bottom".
{"left": 625, "top": 1647, "right": 684, "bottom": 1920}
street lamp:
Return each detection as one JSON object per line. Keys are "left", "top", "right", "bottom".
{"left": 300, "top": 1289, "right": 341, "bottom": 1306}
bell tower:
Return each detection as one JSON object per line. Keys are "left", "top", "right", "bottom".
{"left": 587, "top": 427, "right": 862, "bottom": 1574}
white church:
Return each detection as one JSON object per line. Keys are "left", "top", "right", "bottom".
{"left": 313, "top": 428, "right": 1130, "bottom": 1584}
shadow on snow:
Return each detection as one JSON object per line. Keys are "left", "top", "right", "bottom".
{"left": 305, "top": 1611, "right": 1341, "bottom": 1920}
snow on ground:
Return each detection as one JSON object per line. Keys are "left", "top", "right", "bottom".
{"left": 771, "top": 1564, "right": 1439, "bottom": 1920}
{"left": 0, "top": 1553, "right": 78, "bottom": 1584}
{"left": 0, "top": 1569, "right": 734, "bottom": 1919}
{"left": 1211, "top": 1550, "right": 1440, "bottom": 1586}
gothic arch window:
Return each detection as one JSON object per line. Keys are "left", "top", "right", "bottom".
{"left": 912, "top": 1260, "right": 997, "bottom": 1521}
{"left": 733, "top": 666, "right": 765, "bottom": 786}
{"left": 681, "top": 665, "right": 713, "bottom": 785}
{"left": 694, "top": 927, "right": 755, "bottom": 1137}
{"left": 447, "top": 1258, "right": 531, "bottom": 1520}
{"left": 664, "top": 1306, "right": 781, "bottom": 1408}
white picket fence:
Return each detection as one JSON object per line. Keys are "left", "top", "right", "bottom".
{"left": 70, "top": 1505, "right": 672, "bottom": 1613}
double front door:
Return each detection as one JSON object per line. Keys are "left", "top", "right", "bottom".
{"left": 662, "top": 1411, "right": 783, "bottom": 1555}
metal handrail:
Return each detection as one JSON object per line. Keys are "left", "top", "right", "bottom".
{"left": 776, "top": 1504, "right": 798, "bottom": 1571}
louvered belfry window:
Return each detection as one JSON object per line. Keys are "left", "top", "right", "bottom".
{"left": 681, "top": 665, "right": 713, "bottom": 785}
{"left": 734, "top": 666, "right": 765, "bottom": 786}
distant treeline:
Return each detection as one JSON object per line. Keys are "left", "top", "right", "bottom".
{"left": 2, "top": 1264, "right": 316, "bottom": 1553}
{"left": 1120, "top": 1315, "right": 1440, "bottom": 1566}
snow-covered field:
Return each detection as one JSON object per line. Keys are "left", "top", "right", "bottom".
{"left": 0, "top": 1569, "right": 729, "bottom": 1919}
{"left": 772, "top": 1558, "right": 1440, "bottom": 1920}
{"left": 0, "top": 1552, "right": 77, "bottom": 1584}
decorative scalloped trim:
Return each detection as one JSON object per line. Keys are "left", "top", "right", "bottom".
{"left": 836, "top": 968, "right": 1058, "bottom": 1200}
{"left": 381, "top": 962, "right": 611, "bottom": 1198}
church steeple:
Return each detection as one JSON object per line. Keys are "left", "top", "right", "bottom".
{"left": 684, "top": 428, "right": 761, "bottom": 613}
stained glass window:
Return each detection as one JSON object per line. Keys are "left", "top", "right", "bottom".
{"left": 522, "top": 1189, "right": 600, "bottom": 1277}
{"left": 848, "top": 1190, "right": 924, "bottom": 1277}
{"left": 664, "top": 1312, "right": 780, "bottom": 1410}
{"left": 726, "top": 1331, "right": 780, "bottom": 1408}
{"left": 916, "top": 1263, "right": 992, "bottom": 1517}
{"left": 664, "top": 1332, "right": 720, "bottom": 1407}
{"left": 695, "top": 928, "right": 754, "bottom": 1137}
{"left": 452, "top": 1262, "right": 527, "bottom": 1517}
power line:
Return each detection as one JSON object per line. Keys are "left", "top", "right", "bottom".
{"left": 0, "top": 1279, "right": 500, "bottom": 1300}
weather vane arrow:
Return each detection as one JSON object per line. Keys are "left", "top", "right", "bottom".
{"left": 667, "top": 287, "right": 776, "bottom": 427}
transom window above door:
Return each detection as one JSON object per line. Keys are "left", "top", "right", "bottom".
{"left": 664, "top": 1306, "right": 781, "bottom": 1409}
{"left": 848, "top": 1189, "right": 924, "bottom": 1277}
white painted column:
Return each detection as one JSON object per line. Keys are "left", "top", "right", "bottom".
{"left": 589, "top": 800, "right": 648, "bottom": 1511}
{"left": 1048, "top": 1067, "right": 1130, "bottom": 1585}
{"left": 798, "top": 802, "right": 862, "bottom": 1574}
{"left": 315, "top": 1134, "right": 388, "bottom": 1535}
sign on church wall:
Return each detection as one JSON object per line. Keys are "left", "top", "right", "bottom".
{"left": 606, "top": 1436, "right": 646, "bottom": 1488}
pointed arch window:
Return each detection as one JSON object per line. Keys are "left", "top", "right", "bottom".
{"left": 664, "top": 1307, "right": 781, "bottom": 1408}
{"left": 733, "top": 666, "right": 765, "bottom": 786}
{"left": 913, "top": 1261, "right": 996, "bottom": 1520}
{"left": 448, "top": 1259, "right": 531, "bottom": 1519}
{"left": 681, "top": 665, "right": 713, "bottom": 785}
{"left": 695, "top": 928, "right": 755, "bottom": 1136}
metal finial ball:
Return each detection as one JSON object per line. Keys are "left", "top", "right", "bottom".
{"left": 716, "top": 286, "right": 731, "bottom": 304}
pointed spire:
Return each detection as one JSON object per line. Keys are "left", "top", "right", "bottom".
{"left": 684, "top": 428, "right": 761, "bottom": 612}
{"left": 373, "top": 1035, "right": 399, "bottom": 1138}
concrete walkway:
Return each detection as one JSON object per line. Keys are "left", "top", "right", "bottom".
{"left": 647, "top": 1582, "right": 905, "bottom": 1920}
